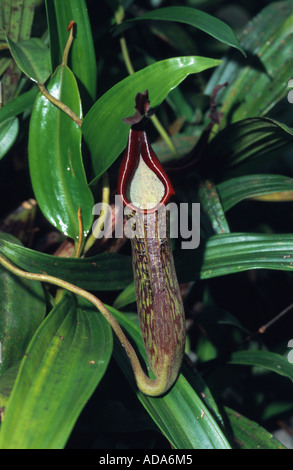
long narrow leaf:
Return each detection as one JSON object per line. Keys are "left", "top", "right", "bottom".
{"left": 229, "top": 350, "right": 293, "bottom": 381}
{"left": 204, "top": 117, "right": 293, "bottom": 179}
{"left": 82, "top": 56, "right": 221, "bottom": 182}
{"left": 0, "top": 117, "right": 19, "bottom": 159}
{"left": 177, "top": 232, "right": 293, "bottom": 282}
{"left": 113, "top": 6, "right": 245, "bottom": 56}
{"left": 217, "top": 174, "right": 293, "bottom": 211}
{"left": 0, "top": 232, "right": 133, "bottom": 291}
{"left": 45, "top": 0, "right": 97, "bottom": 106}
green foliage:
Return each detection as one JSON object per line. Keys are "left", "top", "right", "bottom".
{"left": 0, "top": 293, "right": 112, "bottom": 449}
{"left": 0, "top": 0, "right": 293, "bottom": 450}
{"left": 113, "top": 5, "right": 246, "bottom": 56}
{"left": 82, "top": 56, "right": 221, "bottom": 181}
{"left": 29, "top": 64, "right": 94, "bottom": 240}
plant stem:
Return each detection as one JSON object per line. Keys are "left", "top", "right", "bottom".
{"left": 258, "top": 302, "right": 293, "bottom": 334}
{"left": 120, "top": 36, "right": 135, "bottom": 75}
{"left": 240, "top": 302, "right": 293, "bottom": 344}
{"left": 73, "top": 207, "right": 84, "bottom": 258}
{"left": 151, "top": 114, "right": 178, "bottom": 157}
{"left": 83, "top": 172, "right": 110, "bottom": 254}
{"left": 37, "top": 83, "right": 82, "bottom": 127}
{"left": 62, "top": 21, "right": 75, "bottom": 67}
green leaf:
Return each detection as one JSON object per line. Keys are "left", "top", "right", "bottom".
{"left": 109, "top": 307, "right": 231, "bottom": 449}
{"left": 225, "top": 407, "right": 286, "bottom": 449}
{"left": 177, "top": 232, "right": 293, "bottom": 283}
{"left": 82, "top": 56, "right": 221, "bottom": 182}
{"left": 229, "top": 350, "right": 293, "bottom": 381}
{"left": 5, "top": 36, "right": 51, "bottom": 84}
{"left": 0, "top": 293, "right": 113, "bottom": 449}
{"left": 0, "top": 87, "right": 38, "bottom": 124}
{"left": 45, "top": 0, "right": 97, "bottom": 106}
{"left": 262, "top": 401, "right": 293, "bottom": 421}
{"left": 0, "top": 232, "right": 133, "bottom": 291}
{"left": 0, "top": 364, "right": 20, "bottom": 412}
{"left": 0, "top": 259, "right": 46, "bottom": 376}
{"left": 217, "top": 174, "right": 293, "bottom": 212}
{"left": 113, "top": 6, "right": 245, "bottom": 56}
{"left": 199, "top": 179, "right": 230, "bottom": 234}
{"left": 0, "top": 117, "right": 19, "bottom": 159}
{"left": 205, "top": 2, "right": 293, "bottom": 130}
{"left": 195, "top": 308, "right": 251, "bottom": 339}
{"left": 28, "top": 65, "right": 94, "bottom": 240}
{"left": 113, "top": 282, "right": 136, "bottom": 309}
{"left": 204, "top": 117, "right": 293, "bottom": 180}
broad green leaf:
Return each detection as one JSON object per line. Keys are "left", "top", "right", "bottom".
{"left": 0, "top": 87, "right": 38, "bottom": 124}
{"left": 2, "top": 231, "right": 293, "bottom": 291}
{"left": 109, "top": 306, "right": 231, "bottom": 449}
{"left": 45, "top": 0, "right": 97, "bottom": 106}
{"left": 0, "top": 293, "right": 113, "bottom": 449}
{"left": 28, "top": 65, "right": 94, "bottom": 240}
{"left": 82, "top": 56, "right": 221, "bottom": 182}
{"left": 229, "top": 350, "right": 293, "bottom": 381}
{"left": 225, "top": 407, "right": 286, "bottom": 449}
{"left": 113, "top": 6, "right": 245, "bottom": 56}
{"left": 5, "top": 36, "right": 51, "bottom": 84}
{"left": 0, "top": 257, "right": 46, "bottom": 376}
{"left": 204, "top": 117, "right": 293, "bottom": 180}
{"left": 205, "top": 1, "right": 293, "bottom": 130}
{"left": 0, "top": 117, "right": 19, "bottom": 159}
{"left": 199, "top": 179, "right": 230, "bottom": 234}
{"left": 217, "top": 174, "right": 293, "bottom": 212}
